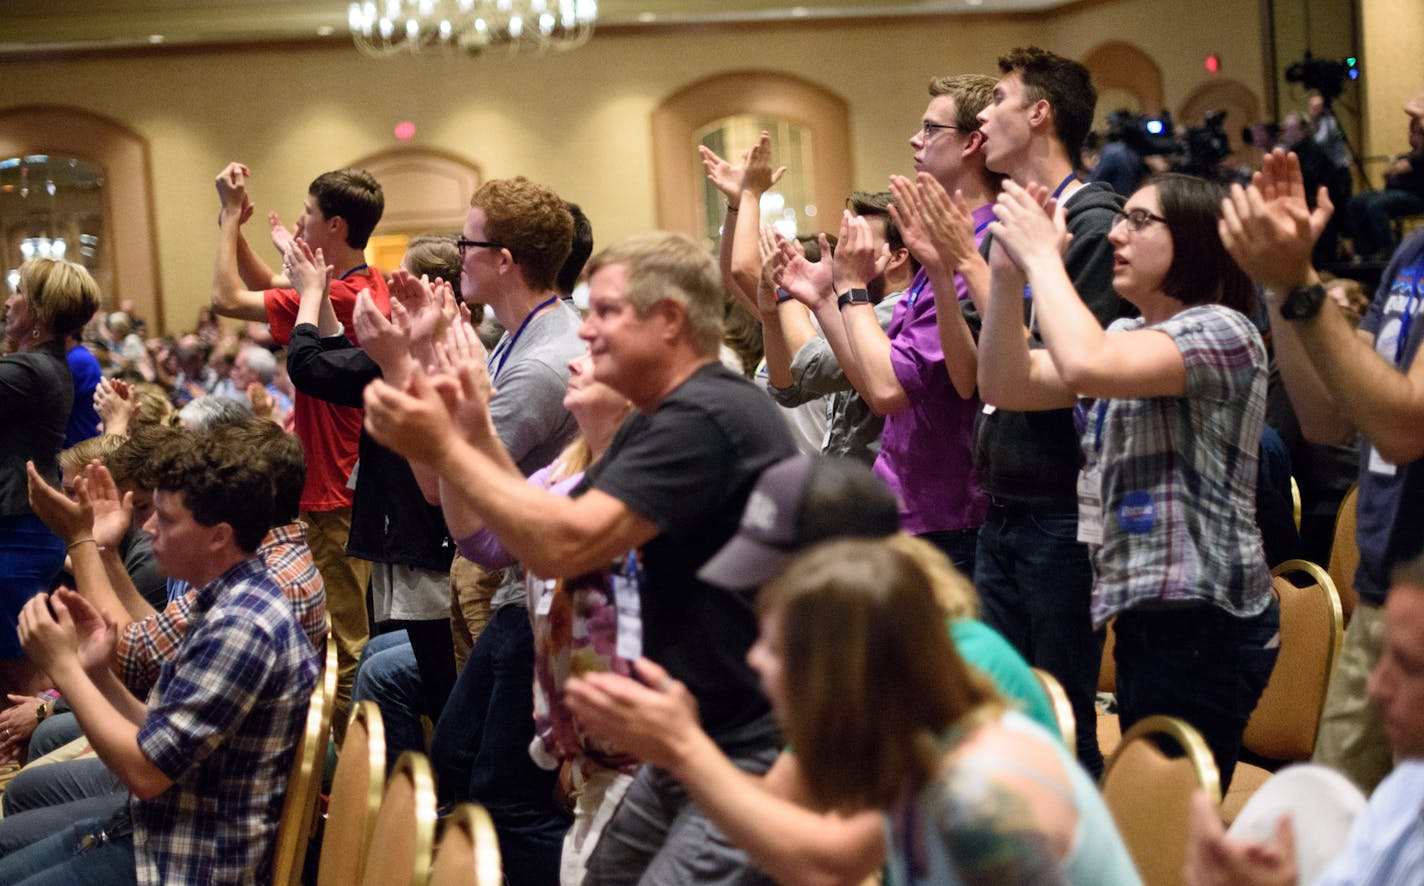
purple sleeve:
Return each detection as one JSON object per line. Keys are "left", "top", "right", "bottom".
{"left": 454, "top": 466, "right": 585, "bottom": 568}
{"left": 888, "top": 297, "right": 947, "bottom": 401}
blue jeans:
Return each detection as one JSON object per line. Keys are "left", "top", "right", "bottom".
{"left": 1347, "top": 188, "right": 1424, "bottom": 257}
{"left": 918, "top": 527, "right": 977, "bottom": 578}
{"left": 352, "top": 629, "right": 425, "bottom": 775}
{"left": 0, "top": 816, "right": 135, "bottom": 885}
{"left": 1114, "top": 599, "right": 1280, "bottom": 791}
{"left": 975, "top": 504, "right": 1104, "bottom": 776}
{"left": 0, "top": 514, "right": 66, "bottom": 660}
{"left": 431, "top": 604, "right": 568, "bottom": 886}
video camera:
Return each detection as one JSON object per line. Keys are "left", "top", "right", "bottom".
{"left": 1285, "top": 51, "right": 1360, "bottom": 103}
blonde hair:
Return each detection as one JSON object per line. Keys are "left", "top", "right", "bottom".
{"left": 59, "top": 434, "right": 125, "bottom": 478}
{"left": 584, "top": 232, "right": 725, "bottom": 357}
{"left": 18, "top": 258, "right": 101, "bottom": 339}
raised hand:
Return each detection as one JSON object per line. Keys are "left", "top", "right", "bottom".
{"left": 214, "top": 162, "right": 250, "bottom": 213}
{"left": 389, "top": 270, "right": 449, "bottom": 358}
{"left": 698, "top": 143, "right": 746, "bottom": 206}
{"left": 741, "top": 131, "right": 787, "bottom": 199}
{"left": 1218, "top": 149, "right": 1332, "bottom": 292}
{"left": 25, "top": 461, "right": 93, "bottom": 545}
{"left": 363, "top": 371, "right": 459, "bottom": 465}
{"left": 268, "top": 211, "right": 296, "bottom": 256}
{"left": 831, "top": 211, "right": 890, "bottom": 292}
{"left": 989, "top": 180, "right": 1069, "bottom": 272}
{"left": 775, "top": 233, "right": 834, "bottom": 311}
{"left": 283, "top": 238, "right": 332, "bottom": 302}
{"left": 17, "top": 593, "right": 80, "bottom": 683}
{"left": 83, "top": 463, "right": 132, "bottom": 549}
{"left": 93, "top": 377, "right": 134, "bottom": 437}
{"left": 53, "top": 588, "right": 116, "bottom": 678}
{"left": 889, "top": 173, "right": 982, "bottom": 276}
{"left": 353, "top": 287, "right": 412, "bottom": 377}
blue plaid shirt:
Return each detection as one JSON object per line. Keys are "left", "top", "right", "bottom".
{"left": 1085, "top": 304, "right": 1273, "bottom": 626}
{"left": 132, "top": 556, "right": 319, "bottom": 886}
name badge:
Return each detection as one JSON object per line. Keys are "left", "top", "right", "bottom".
{"left": 1368, "top": 445, "right": 1398, "bottom": 477}
{"left": 1077, "top": 463, "right": 1103, "bottom": 545}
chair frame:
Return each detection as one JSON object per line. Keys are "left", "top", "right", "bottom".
{"left": 272, "top": 637, "right": 338, "bottom": 886}
{"left": 317, "top": 700, "right": 386, "bottom": 886}
{"left": 1102, "top": 714, "right": 1222, "bottom": 805}
{"left": 1327, "top": 484, "right": 1360, "bottom": 623}
{"left": 360, "top": 751, "right": 438, "bottom": 886}
{"left": 430, "top": 803, "right": 501, "bottom": 886}
{"left": 1029, "top": 667, "right": 1078, "bottom": 753}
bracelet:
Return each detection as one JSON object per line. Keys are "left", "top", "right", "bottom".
{"left": 726, "top": 203, "right": 739, "bottom": 213}
{"left": 67, "top": 536, "right": 96, "bottom": 551}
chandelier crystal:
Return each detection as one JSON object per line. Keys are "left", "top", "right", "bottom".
{"left": 348, "top": 0, "right": 597, "bottom": 57}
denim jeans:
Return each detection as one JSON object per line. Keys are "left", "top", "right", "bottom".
{"left": 430, "top": 604, "right": 568, "bottom": 886}
{"left": 1113, "top": 598, "right": 1280, "bottom": 791}
{"left": 0, "top": 513, "right": 66, "bottom": 660}
{"left": 974, "top": 503, "right": 1104, "bottom": 776}
{"left": 1347, "top": 188, "right": 1424, "bottom": 257}
{"left": 0, "top": 816, "right": 135, "bottom": 885}
{"left": 918, "top": 527, "right": 978, "bottom": 578}
{"left": 351, "top": 629, "right": 425, "bottom": 775}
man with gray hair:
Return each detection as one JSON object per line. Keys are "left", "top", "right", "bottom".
{"left": 363, "top": 231, "right": 796, "bottom": 885}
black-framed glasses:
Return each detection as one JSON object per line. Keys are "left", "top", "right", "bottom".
{"left": 1111, "top": 208, "right": 1169, "bottom": 233}
{"left": 920, "top": 121, "right": 970, "bottom": 139}
{"left": 456, "top": 237, "right": 503, "bottom": 258}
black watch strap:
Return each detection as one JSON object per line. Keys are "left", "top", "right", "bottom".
{"left": 1279, "top": 282, "right": 1327, "bottom": 321}
{"left": 837, "top": 287, "right": 871, "bottom": 309}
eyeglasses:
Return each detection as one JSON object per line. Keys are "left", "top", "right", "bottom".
{"left": 1111, "top": 208, "right": 1169, "bottom": 233}
{"left": 920, "top": 121, "right": 970, "bottom": 139}
{"left": 456, "top": 237, "right": 503, "bottom": 258}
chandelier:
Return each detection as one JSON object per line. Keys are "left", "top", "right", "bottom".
{"left": 348, "top": 0, "right": 598, "bottom": 57}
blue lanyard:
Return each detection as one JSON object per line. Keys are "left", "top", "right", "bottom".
{"left": 905, "top": 217, "right": 993, "bottom": 308}
{"left": 338, "top": 263, "right": 369, "bottom": 281}
{"left": 1396, "top": 258, "right": 1423, "bottom": 365}
{"left": 489, "top": 296, "right": 559, "bottom": 381}
{"left": 1051, "top": 173, "right": 1078, "bottom": 200}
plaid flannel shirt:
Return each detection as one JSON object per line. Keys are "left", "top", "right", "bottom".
{"left": 132, "top": 555, "right": 319, "bottom": 885}
{"left": 117, "top": 521, "right": 327, "bottom": 698}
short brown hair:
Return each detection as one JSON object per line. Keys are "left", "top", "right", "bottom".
{"left": 470, "top": 177, "right": 573, "bottom": 292}
{"left": 760, "top": 539, "right": 998, "bottom": 811}
{"left": 309, "top": 168, "right": 384, "bottom": 249}
{"left": 928, "top": 73, "right": 998, "bottom": 129}
{"left": 998, "top": 46, "right": 1097, "bottom": 157}
{"left": 584, "top": 232, "right": 725, "bottom": 357}
{"left": 402, "top": 234, "right": 483, "bottom": 325}
{"left": 18, "top": 258, "right": 100, "bottom": 340}
{"left": 58, "top": 434, "right": 124, "bottom": 480}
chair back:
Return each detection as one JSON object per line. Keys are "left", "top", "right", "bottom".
{"left": 272, "top": 638, "right": 337, "bottom": 886}
{"left": 1100, "top": 715, "right": 1220, "bottom": 886}
{"left": 430, "top": 803, "right": 502, "bottom": 886}
{"left": 1327, "top": 485, "right": 1359, "bottom": 623}
{"left": 1029, "top": 667, "right": 1077, "bottom": 751}
{"left": 317, "top": 701, "right": 386, "bottom": 886}
{"left": 1290, "top": 476, "right": 1302, "bottom": 530}
{"left": 359, "top": 751, "right": 438, "bottom": 886}
{"left": 1241, "top": 560, "right": 1344, "bottom": 762}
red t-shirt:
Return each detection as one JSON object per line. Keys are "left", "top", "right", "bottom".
{"left": 264, "top": 269, "right": 390, "bottom": 512}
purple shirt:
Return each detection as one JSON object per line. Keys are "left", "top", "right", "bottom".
{"left": 872, "top": 202, "right": 994, "bottom": 536}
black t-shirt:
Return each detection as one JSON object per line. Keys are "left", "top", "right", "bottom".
{"left": 575, "top": 362, "right": 796, "bottom": 739}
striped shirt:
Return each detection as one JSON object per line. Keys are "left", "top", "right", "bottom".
{"left": 1085, "top": 304, "right": 1273, "bottom": 625}
{"left": 1316, "top": 761, "right": 1424, "bottom": 885}
{"left": 133, "top": 555, "right": 319, "bottom": 885}
{"left": 117, "top": 521, "right": 327, "bottom": 698}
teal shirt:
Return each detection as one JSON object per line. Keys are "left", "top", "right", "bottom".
{"left": 950, "top": 618, "right": 1062, "bottom": 741}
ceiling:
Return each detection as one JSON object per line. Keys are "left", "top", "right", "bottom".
{"left": 0, "top": 0, "right": 1075, "bottom": 57}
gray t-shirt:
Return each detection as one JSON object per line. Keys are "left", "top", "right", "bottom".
{"left": 485, "top": 300, "right": 585, "bottom": 610}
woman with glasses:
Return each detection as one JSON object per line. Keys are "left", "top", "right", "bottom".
{"left": 978, "top": 173, "right": 1277, "bottom": 790}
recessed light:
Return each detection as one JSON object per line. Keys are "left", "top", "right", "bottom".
{"left": 147, "top": 34, "right": 165, "bottom": 44}
{"left": 790, "top": 6, "right": 810, "bottom": 16}
{"left": 636, "top": 11, "right": 656, "bottom": 22}
{"left": 317, "top": 25, "right": 336, "bottom": 36}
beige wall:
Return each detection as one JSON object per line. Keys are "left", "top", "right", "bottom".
{"left": 0, "top": 0, "right": 1266, "bottom": 332}
{"left": 1361, "top": 0, "right": 1424, "bottom": 176}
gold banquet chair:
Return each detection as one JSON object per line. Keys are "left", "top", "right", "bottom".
{"left": 272, "top": 637, "right": 338, "bottom": 886}
{"left": 317, "top": 700, "right": 386, "bottom": 886}
{"left": 1220, "top": 559, "right": 1344, "bottom": 822}
{"left": 1030, "top": 667, "right": 1077, "bottom": 751}
{"left": 1327, "top": 485, "right": 1359, "bottom": 624}
{"left": 1100, "top": 715, "right": 1220, "bottom": 886}
{"left": 360, "top": 751, "right": 438, "bottom": 886}
{"left": 430, "top": 803, "right": 503, "bottom": 886}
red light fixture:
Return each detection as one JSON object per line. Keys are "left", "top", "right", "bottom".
{"left": 1205, "top": 54, "right": 1220, "bottom": 74}
{"left": 394, "top": 121, "right": 416, "bottom": 140}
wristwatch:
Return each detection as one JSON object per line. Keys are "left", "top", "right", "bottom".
{"left": 1279, "top": 282, "right": 1327, "bottom": 321}
{"left": 837, "top": 288, "right": 871, "bottom": 309}
{"left": 35, "top": 700, "right": 49, "bottom": 723}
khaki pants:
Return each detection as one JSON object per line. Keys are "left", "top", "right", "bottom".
{"left": 449, "top": 553, "right": 502, "bottom": 674}
{"left": 1313, "top": 600, "right": 1393, "bottom": 793}
{"left": 303, "top": 508, "right": 370, "bottom": 744}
